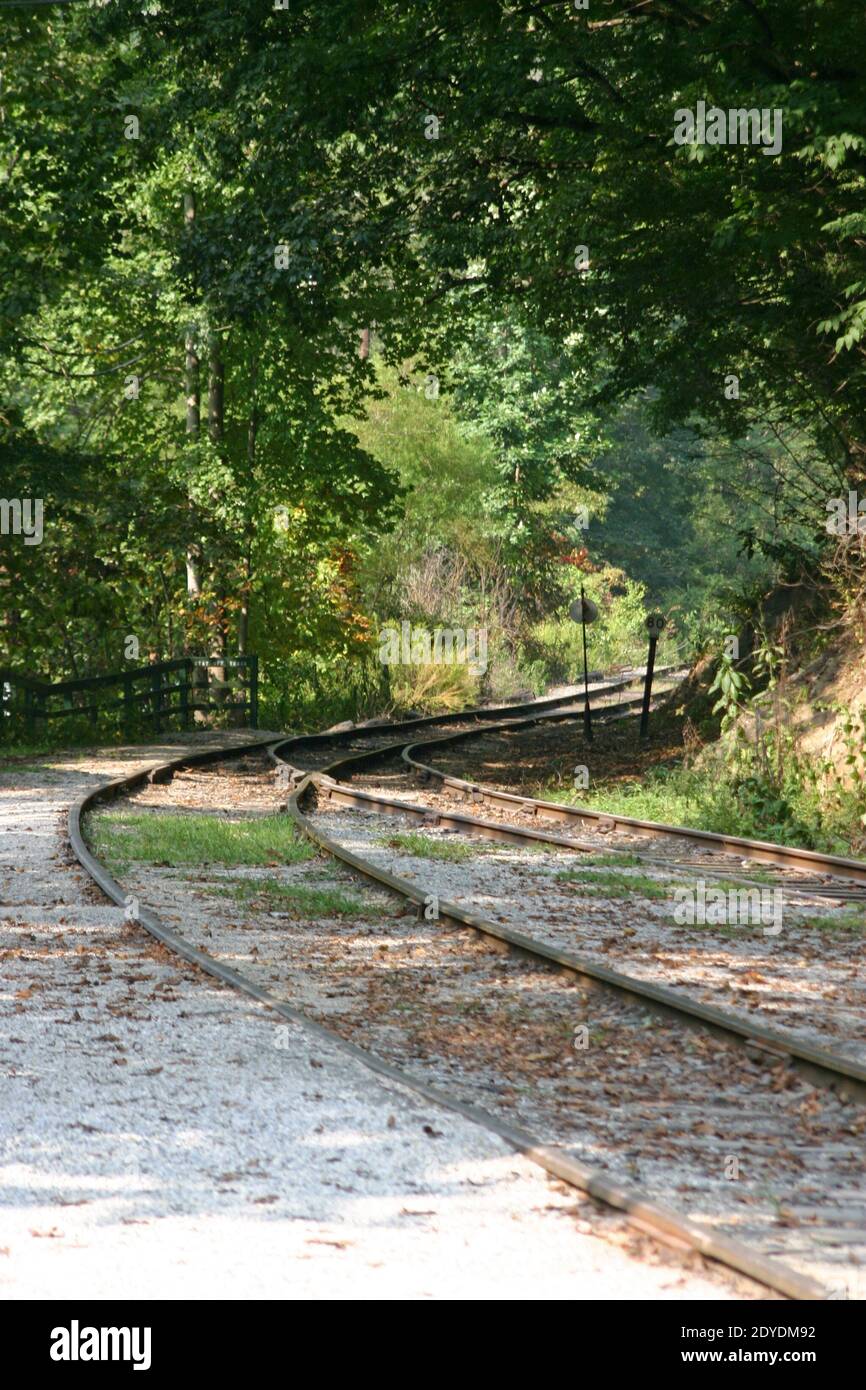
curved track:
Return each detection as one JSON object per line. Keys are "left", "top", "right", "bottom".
{"left": 273, "top": 703, "right": 866, "bottom": 1097}
{"left": 68, "top": 675, "right": 866, "bottom": 1300}
{"left": 402, "top": 729, "right": 866, "bottom": 889}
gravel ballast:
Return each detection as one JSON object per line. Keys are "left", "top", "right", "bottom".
{"left": 0, "top": 737, "right": 761, "bottom": 1300}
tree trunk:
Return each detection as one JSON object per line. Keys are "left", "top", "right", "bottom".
{"left": 238, "top": 363, "right": 258, "bottom": 660}
{"left": 207, "top": 336, "right": 229, "bottom": 709}
{"left": 184, "top": 329, "right": 202, "bottom": 601}
{"left": 208, "top": 337, "right": 224, "bottom": 450}
{"left": 183, "top": 190, "right": 208, "bottom": 722}
{"left": 184, "top": 192, "right": 202, "bottom": 603}
{"left": 238, "top": 548, "right": 251, "bottom": 657}
{"left": 184, "top": 320, "right": 201, "bottom": 595}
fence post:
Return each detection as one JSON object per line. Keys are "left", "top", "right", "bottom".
{"left": 151, "top": 666, "right": 162, "bottom": 734}
{"left": 123, "top": 675, "right": 133, "bottom": 739}
{"left": 249, "top": 654, "right": 259, "bottom": 729}
{"left": 180, "top": 659, "right": 191, "bottom": 730}
{"left": 24, "top": 685, "right": 34, "bottom": 742}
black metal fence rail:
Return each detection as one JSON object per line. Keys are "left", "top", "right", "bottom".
{"left": 0, "top": 655, "right": 258, "bottom": 742}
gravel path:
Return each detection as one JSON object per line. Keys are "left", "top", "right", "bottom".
{"left": 0, "top": 738, "right": 759, "bottom": 1300}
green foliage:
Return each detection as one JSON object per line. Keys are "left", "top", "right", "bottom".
{"left": 545, "top": 738, "right": 854, "bottom": 854}
{"left": 447, "top": 319, "right": 602, "bottom": 588}
{"left": 581, "top": 403, "right": 797, "bottom": 610}
{"left": 347, "top": 365, "right": 499, "bottom": 607}
{"left": 388, "top": 659, "right": 481, "bottom": 716}
{"left": 526, "top": 566, "right": 678, "bottom": 688}
{"left": 708, "top": 651, "right": 750, "bottom": 735}
{"left": 117, "top": 0, "right": 866, "bottom": 483}
{"left": 0, "top": 8, "right": 402, "bottom": 691}
{"left": 4, "top": 1, "right": 865, "bottom": 744}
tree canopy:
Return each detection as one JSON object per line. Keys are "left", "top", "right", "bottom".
{"left": 2, "top": 1, "right": 863, "bottom": 717}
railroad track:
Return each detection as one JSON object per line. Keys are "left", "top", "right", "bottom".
{"left": 270, "top": 687, "right": 866, "bottom": 1298}
{"left": 69, "top": 671, "right": 866, "bottom": 1300}
{"left": 294, "top": 726, "right": 866, "bottom": 1066}
{"left": 402, "top": 726, "right": 866, "bottom": 893}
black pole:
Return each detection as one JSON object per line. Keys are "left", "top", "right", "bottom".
{"left": 639, "top": 634, "right": 658, "bottom": 741}
{"left": 581, "top": 584, "right": 593, "bottom": 742}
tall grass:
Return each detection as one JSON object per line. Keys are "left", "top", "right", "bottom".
{"left": 543, "top": 751, "right": 849, "bottom": 854}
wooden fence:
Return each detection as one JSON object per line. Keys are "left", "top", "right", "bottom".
{"left": 0, "top": 656, "right": 259, "bottom": 743}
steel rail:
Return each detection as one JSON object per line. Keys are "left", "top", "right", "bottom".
{"left": 302, "top": 775, "right": 860, "bottom": 902}
{"left": 67, "top": 735, "right": 831, "bottom": 1301}
{"left": 282, "top": 769, "right": 840, "bottom": 1298}
{"left": 272, "top": 688, "right": 654, "bottom": 783}
{"left": 275, "top": 695, "right": 862, "bottom": 902}
{"left": 286, "top": 767, "right": 866, "bottom": 1102}
{"left": 401, "top": 731, "right": 866, "bottom": 886}
{"left": 272, "top": 710, "right": 866, "bottom": 1101}
{"left": 273, "top": 669, "right": 676, "bottom": 768}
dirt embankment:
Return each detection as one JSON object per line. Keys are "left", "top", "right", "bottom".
{"left": 667, "top": 572, "right": 866, "bottom": 787}
{"left": 786, "top": 635, "right": 866, "bottom": 771}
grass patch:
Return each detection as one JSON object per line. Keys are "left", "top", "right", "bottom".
{"left": 216, "top": 877, "right": 377, "bottom": 918}
{"left": 0, "top": 760, "right": 51, "bottom": 776}
{"left": 545, "top": 769, "right": 707, "bottom": 831}
{"left": 570, "top": 852, "right": 646, "bottom": 868}
{"left": 542, "top": 759, "right": 849, "bottom": 855}
{"left": 88, "top": 811, "right": 315, "bottom": 867}
{"left": 555, "top": 865, "right": 781, "bottom": 904}
{"left": 0, "top": 739, "right": 61, "bottom": 760}
{"left": 378, "top": 830, "right": 483, "bottom": 862}
{"left": 554, "top": 867, "right": 670, "bottom": 899}
{"left": 797, "top": 908, "right": 866, "bottom": 933}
